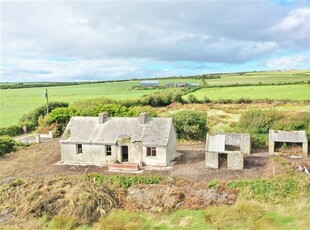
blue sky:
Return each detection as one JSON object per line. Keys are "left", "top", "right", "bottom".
{"left": 1, "top": 0, "right": 310, "bottom": 82}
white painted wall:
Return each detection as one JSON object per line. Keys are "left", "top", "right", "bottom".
{"left": 61, "top": 143, "right": 117, "bottom": 165}
{"left": 166, "top": 125, "right": 177, "bottom": 165}
{"left": 61, "top": 126, "right": 177, "bottom": 167}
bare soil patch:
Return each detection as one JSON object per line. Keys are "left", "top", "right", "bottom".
{"left": 0, "top": 139, "right": 303, "bottom": 182}
{"left": 0, "top": 139, "right": 107, "bottom": 180}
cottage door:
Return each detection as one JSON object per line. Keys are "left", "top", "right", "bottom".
{"left": 121, "top": 146, "right": 129, "bottom": 162}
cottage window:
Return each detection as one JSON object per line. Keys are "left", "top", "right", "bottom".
{"left": 106, "top": 145, "right": 112, "bottom": 156}
{"left": 76, "top": 144, "right": 82, "bottom": 154}
{"left": 146, "top": 147, "right": 157, "bottom": 157}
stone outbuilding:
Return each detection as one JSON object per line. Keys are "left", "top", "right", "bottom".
{"left": 205, "top": 133, "right": 251, "bottom": 170}
{"left": 269, "top": 130, "right": 308, "bottom": 158}
{"left": 60, "top": 112, "right": 176, "bottom": 166}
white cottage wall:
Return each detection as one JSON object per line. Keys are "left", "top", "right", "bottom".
{"left": 61, "top": 143, "right": 117, "bottom": 165}
{"left": 142, "top": 146, "right": 167, "bottom": 166}
{"left": 166, "top": 126, "right": 177, "bottom": 165}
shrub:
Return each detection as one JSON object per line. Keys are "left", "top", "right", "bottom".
{"left": 238, "top": 110, "right": 282, "bottom": 134}
{"left": 187, "top": 94, "right": 199, "bottom": 103}
{"left": 201, "top": 96, "right": 211, "bottom": 103}
{"left": 0, "top": 125, "right": 23, "bottom": 136}
{"left": 272, "top": 112, "right": 310, "bottom": 137}
{"left": 49, "top": 107, "right": 78, "bottom": 125}
{"left": 92, "top": 104, "right": 130, "bottom": 117}
{"left": 173, "top": 110, "right": 207, "bottom": 140}
{"left": 0, "top": 136, "right": 24, "bottom": 156}
{"left": 19, "top": 102, "right": 68, "bottom": 129}
{"left": 127, "top": 106, "right": 157, "bottom": 117}
{"left": 139, "top": 89, "right": 184, "bottom": 107}
{"left": 251, "top": 133, "right": 268, "bottom": 148}
{"left": 71, "top": 97, "right": 116, "bottom": 115}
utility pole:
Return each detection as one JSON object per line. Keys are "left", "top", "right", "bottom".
{"left": 44, "top": 88, "right": 49, "bottom": 115}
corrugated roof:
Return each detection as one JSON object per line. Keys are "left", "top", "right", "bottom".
{"left": 61, "top": 116, "right": 173, "bottom": 146}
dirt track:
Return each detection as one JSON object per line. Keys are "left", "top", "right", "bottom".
{"left": 0, "top": 139, "right": 284, "bottom": 181}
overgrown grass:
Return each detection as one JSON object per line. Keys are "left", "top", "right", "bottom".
{"left": 185, "top": 84, "right": 310, "bottom": 101}
{"left": 227, "top": 176, "right": 307, "bottom": 204}
{"left": 84, "top": 174, "right": 163, "bottom": 188}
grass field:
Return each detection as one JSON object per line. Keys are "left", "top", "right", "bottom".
{"left": 0, "top": 81, "right": 165, "bottom": 128}
{"left": 185, "top": 84, "right": 310, "bottom": 101}
{"left": 1, "top": 69, "right": 310, "bottom": 128}
{"left": 204, "top": 69, "right": 310, "bottom": 86}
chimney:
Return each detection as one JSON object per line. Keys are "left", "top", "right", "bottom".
{"left": 99, "top": 112, "right": 109, "bottom": 124}
{"left": 139, "top": 112, "right": 148, "bottom": 124}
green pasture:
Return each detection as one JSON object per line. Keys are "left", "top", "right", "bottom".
{"left": 0, "top": 81, "right": 165, "bottom": 128}
{"left": 1, "top": 69, "right": 310, "bottom": 128}
{"left": 185, "top": 84, "right": 310, "bottom": 101}
{"left": 205, "top": 69, "right": 310, "bottom": 86}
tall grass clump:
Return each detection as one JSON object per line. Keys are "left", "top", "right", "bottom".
{"left": 227, "top": 176, "right": 303, "bottom": 204}
{"left": 238, "top": 110, "right": 310, "bottom": 147}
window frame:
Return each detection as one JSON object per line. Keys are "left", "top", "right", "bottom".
{"left": 76, "top": 144, "right": 83, "bottom": 154}
{"left": 146, "top": 147, "right": 157, "bottom": 157}
{"left": 106, "top": 145, "right": 112, "bottom": 156}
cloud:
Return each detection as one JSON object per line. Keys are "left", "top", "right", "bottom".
{"left": 1, "top": 1, "right": 310, "bottom": 81}
{"left": 266, "top": 55, "right": 310, "bottom": 69}
{"left": 1, "top": 57, "right": 140, "bottom": 82}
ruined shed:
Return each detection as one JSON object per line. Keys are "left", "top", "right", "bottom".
{"left": 269, "top": 130, "right": 308, "bottom": 157}
{"left": 60, "top": 112, "right": 176, "bottom": 166}
{"left": 205, "top": 133, "right": 251, "bottom": 170}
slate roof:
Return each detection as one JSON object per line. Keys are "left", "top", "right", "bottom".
{"left": 60, "top": 116, "right": 173, "bottom": 146}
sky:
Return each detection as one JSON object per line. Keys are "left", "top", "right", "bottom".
{"left": 0, "top": 0, "right": 310, "bottom": 82}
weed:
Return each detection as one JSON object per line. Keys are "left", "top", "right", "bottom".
{"left": 227, "top": 176, "right": 301, "bottom": 204}
{"left": 207, "top": 179, "right": 219, "bottom": 188}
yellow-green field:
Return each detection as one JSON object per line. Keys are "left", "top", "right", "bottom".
{"left": 1, "top": 69, "right": 310, "bottom": 128}
{"left": 185, "top": 84, "right": 310, "bottom": 101}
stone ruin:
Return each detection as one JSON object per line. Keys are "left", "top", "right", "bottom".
{"left": 269, "top": 130, "right": 308, "bottom": 158}
{"left": 205, "top": 133, "right": 251, "bottom": 170}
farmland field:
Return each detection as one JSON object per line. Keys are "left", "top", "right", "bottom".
{"left": 1, "top": 69, "right": 310, "bottom": 128}
{"left": 0, "top": 81, "right": 165, "bottom": 128}
{"left": 184, "top": 84, "right": 310, "bottom": 101}
{"left": 204, "top": 69, "right": 310, "bottom": 86}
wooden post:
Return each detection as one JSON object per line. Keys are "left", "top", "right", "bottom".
{"left": 44, "top": 88, "right": 49, "bottom": 115}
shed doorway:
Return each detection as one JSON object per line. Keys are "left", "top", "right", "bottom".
{"left": 121, "top": 146, "right": 129, "bottom": 162}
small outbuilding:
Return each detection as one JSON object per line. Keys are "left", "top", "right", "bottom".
{"left": 205, "top": 133, "right": 251, "bottom": 170}
{"left": 140, "top": 80, "right": 159, "bottom": 87}
{"left": 60, "top": 112, "right": 176, "bottom": 166}
{"left": 269, "top": 130, "right": 308, "bottom": 157}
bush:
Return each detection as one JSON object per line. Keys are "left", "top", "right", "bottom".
{"left": 20, "top": 102, "right": 69, "bottom": 129}
{"left": 71, "top": 97, "right": 116, "bottom": 115}
{"left": 127, "top": 106, "right": 157, "bottom": 117}
{"left": 0, "top": 125, "right": 23, "bottom": 136}
{"left": 173, "top": 110, "right": 207, "bottom": 140}
{"left": 272, "top": 112, "right": 310, "bottom": 137}
{"left": 0, "top": 136, "right": 24, "bottom": 156}
{"left": 187, "top": 94, "right": 199, "bottom": 103}
{"left": 139, "top": 88, "right": 185, "bottom": 107}
{"left": 201, "top": 96, "right": 211, "bottom": 103}
{"left": 92, "top": 104, "right": 130, "bottom": 117}
{"left": 49, "top": 107, "right": 78, "bottom": 125}
{"left": 251, "top": 133, "right": 268, "bottom": 148}
{"left": 238, "top": 110, "right": 282, "bottom": 134}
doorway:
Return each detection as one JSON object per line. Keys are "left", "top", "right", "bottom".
{"left": 121, "top": 146, "right": 128, "bottom": 162}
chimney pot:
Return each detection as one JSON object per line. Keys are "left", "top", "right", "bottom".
{"left": 99, "top": 112, "right": 109, "bottom": 124}
{"left": 139, "top": 112, "right": 148, "bottom": 124}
